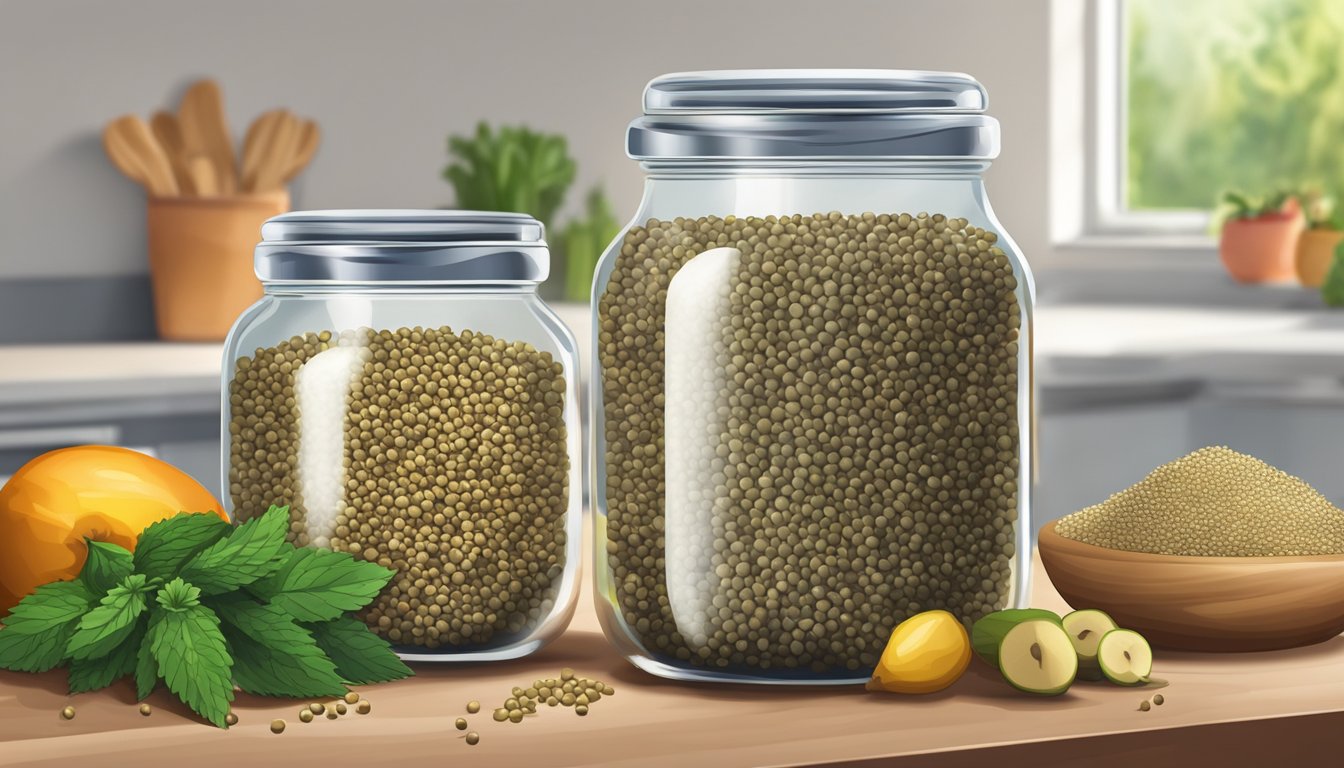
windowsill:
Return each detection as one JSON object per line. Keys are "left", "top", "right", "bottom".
{"left": 1038, "top": 230, "right": 1326, "bottom": 309}
{"left": 1053, "top": 233, "right": 1217, "bottom": 257}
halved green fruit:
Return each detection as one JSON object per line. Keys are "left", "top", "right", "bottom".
{"left": 1062, "top": 609, "right": 1118, "bottom": 681}
{"left": 971, "top": 609, "right": 1062, "bottom": 666}
{"left": 997, "top": 619, "right": 1077, "bottom": 696}
{"left": 1097, "top": 628, "right": 1152, "bottom": 686}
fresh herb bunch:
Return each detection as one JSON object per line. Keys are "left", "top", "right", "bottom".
{"left": 0, "top": 506, "right": 411, "bottom": 727}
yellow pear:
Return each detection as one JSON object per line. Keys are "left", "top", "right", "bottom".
{"left": 865, "top": 610, "right": 971, "bottom": 694}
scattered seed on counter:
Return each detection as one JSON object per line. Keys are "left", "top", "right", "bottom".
{"left": 309, "top": 702, "right": 325, "bottom": 715}
{"left": 336, "top": 702, "right": 348, "bottom": 715}
{"left": 139, "top": 703, "right": 152, "bottom": 717}
{"left": 455, "top": 717, "right": 468, "bottom": 730}
{"left": 599, "top": 212, "right": 1022, "bottom": 674}
{"left": 344, "top": 692, "right": 360, "bottom": 705}
{"left": 271, "top": 719, "right": 287, "bottom": 734}
{"left": 357, "top": 701, "right": 371, "bottom": 715}
{"left": 1139, "top": 700, "right": 1151, "bottom": 712}
{"left": 467, "top": 700, "right": 481, "bottom": 714}
{"left": 326, "top": 710, "right": 338, "bottom": 720}
{"left": 466, "top": 732, "right": 480, "bottom": 746}
{"left": 225, "top": 712, "right": 239, "bottom": 726}
{"left": 60, "top": 706, "right": 75, "bottom": 720}
{"left": 1153, "top": 694, "right": 1165, "bottom": 706}
{"left": 489, "top": 670, "right": 615, "bottom": 722}
{"left": 300, "top": 710, "right": 314, "bottom": 723}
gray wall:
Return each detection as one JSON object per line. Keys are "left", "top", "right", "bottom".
{"left": 0, "top": 0, "right": 1050, "bottom": 336}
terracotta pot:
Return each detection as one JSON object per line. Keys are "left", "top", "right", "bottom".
{"left": 146, "top": 192, "right": 289, "bottom": 341}
{"left": 1294, "top": 228, "right": 1344, "bottom": 288}
{"left": 1218, "top": 214, "right": 1303, "bottom": 283}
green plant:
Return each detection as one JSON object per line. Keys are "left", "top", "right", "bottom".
{"left": 1128, "top": 0, "right": 1344, "bottom": 211}
{"left": 1303, "top": 189, "right": 1343, "bottom": 230}
{"left": 0, "top": 506, "right": 411, "bottom": 728}
{"left": 1321, "top": 240, "right": 1344, "bottom": 306}
{"left": 560, "top": 188, "right": 621, "bottom": 302}
{"left": 1217, "top": 190, "right": 1295, "bottom": 222}
{"left": 443, "top": 123, "right": 576, "bottom": 229}
{"left": 443, "top": 122, "right": 622, "bottom": 302}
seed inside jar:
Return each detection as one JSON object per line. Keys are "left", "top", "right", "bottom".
{"left": 598, "top": 212, "right": 1022, "bottom": 675}
{"left": 228, "top": 325, "right": 570, "bottom": 650}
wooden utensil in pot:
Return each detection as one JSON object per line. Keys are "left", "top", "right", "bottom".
{"left": 149, "top": 111, "right": 193, "bottom": 193}
{"left": 178, "top": 79, "right": 238, "bottom": 195}
{"left": 103, "top": 115, "right": 179, "bottom": 197}
{"left": 283, "top": 120, "right": 321, "bottom": 184}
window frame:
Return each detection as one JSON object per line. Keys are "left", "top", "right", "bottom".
{"left": 1093, "top": 0, "right": 1212, "bottom": 235}
{"left": 1051, "top": 0, "right": 1218, "bottom": 262}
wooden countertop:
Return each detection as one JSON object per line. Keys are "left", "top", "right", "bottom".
{"left": 3, "top": 542, "right": 1343, "bottom": 767}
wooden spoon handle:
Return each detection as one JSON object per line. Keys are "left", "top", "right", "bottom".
{"left": 240, "top": 110, "right": 287, "bottom": 193}
{"left": 150, "top": 111, "right": 192, "bottom": 193}
{"left": 282, "top": 120, "right": 321, "bottom": 183}
{"left": 185, "top": 154, "right": 218, "bottom": 197}
{"left": 178, "top": 79, "right": 238, "bottom": 195}
{"left": 103, "top": 115, "right": 179, "bottom": 197}
{"left": 249, "top": 112, "right": 301, "bottom": 194}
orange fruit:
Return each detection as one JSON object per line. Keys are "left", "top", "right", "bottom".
{"left": 0, "top": 445, "right": 226, "bottom": 615}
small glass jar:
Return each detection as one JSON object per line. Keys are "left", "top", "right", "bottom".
{"left": 223, "top": 210, "right": 582, "bottom": 661}
{"left": 592, "top": 71, "right": 1034, "bottom": 683}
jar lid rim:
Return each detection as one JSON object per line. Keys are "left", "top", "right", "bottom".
{"left": 643, "top": 69, "right": 988, "bottom": 115}
{"left": 630, "top": 70, "right": 999, "bottom": 160}
{"left": 256, "top": 210, "right": 550, "bottom": 284}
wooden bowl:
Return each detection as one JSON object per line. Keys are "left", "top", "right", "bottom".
{"left": 1038, "top": 522, "right": 1344, "bottom": 652}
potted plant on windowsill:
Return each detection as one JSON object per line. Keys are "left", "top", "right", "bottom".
{"left": 1295, "top": 191, "right": 1343, "bottom": 287}
{"left": 1216, "top": 190, "right": 1304, "bottom": 283}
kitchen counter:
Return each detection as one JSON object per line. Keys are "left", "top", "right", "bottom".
{"left": 4, "top": 303, "right": 1344, "bottom": 404}
{"left": 2, "top": 548, "right": 1341, "bottom": 767}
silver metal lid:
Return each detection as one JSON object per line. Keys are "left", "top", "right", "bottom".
{"left": 628, "top": 69, "right": 999, "bottom": 160}
{"left": 255, "top": 210, "right": 549, "bottom": 284}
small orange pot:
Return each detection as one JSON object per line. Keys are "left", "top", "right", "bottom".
{"left": 1218, "top": 215, "right": 1303, "bottom": 283}
{"left": 1294, "top": 228, "right": 1344, "bottom": 288}
{"left": 146, "top": 192, "right": 289, "bottom": 340}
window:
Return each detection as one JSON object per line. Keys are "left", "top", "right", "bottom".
{"left": 1067, "top": 0, "right": 1344, "bottom": 243}
{"left": 1127, "top": 0, "right": 1344, "bottom": 212}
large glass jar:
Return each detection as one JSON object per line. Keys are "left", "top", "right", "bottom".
{"left": 223, "top": 210, "right": 582, "bottom": 661}
{"left": 592, "top": 71, "right": 1034, "bottom": 683}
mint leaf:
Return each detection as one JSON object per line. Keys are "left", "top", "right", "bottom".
{"left": 79, "top": 540, "right": 134, "bottom": 596}
{"left": 157, "top": 577, "right": 202, "bottom": 611}
{"left": 0, "top": 580, "right": 94, "bottom": 672}
{"left": 307, "top": 616, "right": 412, "bottom": 685}
{"left": 216, "top": 600, "right": 346, "bottom": 697}
{"left": 134, "top": 636, "right": 157, "bottom": 701}
{"left": 147, "top": 603, "right": 233, "bottom": 728}
{"left": 66, "top": 574, "right": 150, "bottom": 661}
{"left": 133, "top": 512, "right": 230, "bottom": 579}
{"left": 178, "top": 506, "right": 289, "bottom": 595}
{"left": 248, "top": 548, "right": 395, "bottom": 622}
{"left": 68, "top": 619, "right": 145, "bottom": 694}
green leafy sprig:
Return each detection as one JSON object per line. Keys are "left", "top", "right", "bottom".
{"left": 0, "top": 506, "right": 411, "bottom": 727}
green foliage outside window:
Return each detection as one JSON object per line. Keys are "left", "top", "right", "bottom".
{"left": 1127, "top": 0, "right": 1344, "bottom": 210}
